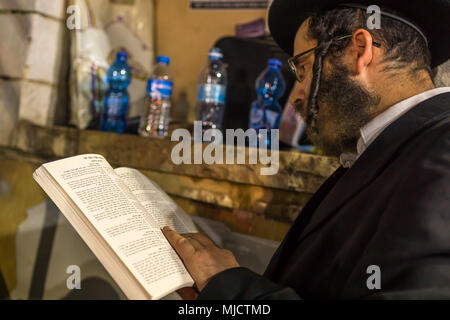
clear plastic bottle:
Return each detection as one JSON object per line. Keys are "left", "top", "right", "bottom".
{"left": 139, "top": 56, "right": 174, "bottom": 137}
{"left": 195, "top": 48, "right": 227, "bottom": 132}
{"left": 100, "top": 51, "right": 132, "bottom": 134}
{"left": 249, "top": 59, "right": 286, "bottom": 148}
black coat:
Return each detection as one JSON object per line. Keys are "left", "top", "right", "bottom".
{"left": 198, "top": 92, "right": 450, "bottom": 300}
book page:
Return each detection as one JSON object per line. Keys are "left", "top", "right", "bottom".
{"left": 40, "top": 155, "right": 193, "bottom": 299}
{"left": 114, "top": 168, "right": 198, "bottom": 234}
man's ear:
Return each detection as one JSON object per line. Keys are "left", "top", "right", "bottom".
{"left": 352, "top": 29, "right": 374, "bottom": 75}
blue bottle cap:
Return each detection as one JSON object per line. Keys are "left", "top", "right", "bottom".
{"left": 157, "top": 56, "right": 171, "bottom": 65}
{"left": 268, "top": 59, "right": 282, "bottom": 68}
{"left": 116, "top": 51, "right": 128, "bottom": 61}
{"left": 209, "top": 48, "right": 223, "bottom": 61}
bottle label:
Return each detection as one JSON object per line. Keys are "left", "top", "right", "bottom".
{"left": 149, "top": 79, "right": 173, "bottom": 99}
{"left": 197, "top": 84, "right": 226, "bottom": 104}
{"left": 106, "top": 95, "right": 121, "bottom": 116}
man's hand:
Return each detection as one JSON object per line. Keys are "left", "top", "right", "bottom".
{"left": 162, "top": 226, "right": 240, "bottom": 292}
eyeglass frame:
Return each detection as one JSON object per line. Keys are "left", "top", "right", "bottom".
{"left": 287, "top": 34, "right": 382, "bottom": 83}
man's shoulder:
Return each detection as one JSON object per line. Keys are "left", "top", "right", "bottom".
{"left": 394, "top": 99, "right": 450, "bottom": 155}
{"left": 389, "top": 113, "right": 450, "bottom": 190}
{"left": 366, "top": 90, "right": 450, "bottom": 167}
{"left": 404, "top": 112, "right": 450, "bottom": 157}
{"left": 370, "top": 111, "right": 450, "bottom": 190}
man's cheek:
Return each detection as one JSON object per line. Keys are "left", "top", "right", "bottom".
{"left": 303, "top": 77, "right": 313, "bottom": 106}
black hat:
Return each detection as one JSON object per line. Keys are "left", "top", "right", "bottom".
{"left": 268, "top": 0, "right": 450, "bottom": 68}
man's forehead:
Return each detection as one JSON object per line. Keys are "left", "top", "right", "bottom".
{"left": 293, "top": 17, "right": 317, "bottom": 56}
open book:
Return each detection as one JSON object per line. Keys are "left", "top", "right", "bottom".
{"left": 33, "top": 154, "right": 198, "bottom": 300}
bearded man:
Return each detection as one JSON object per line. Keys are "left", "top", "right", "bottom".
{"left": 163, "top": 0, "right": 450, "bottom": 299}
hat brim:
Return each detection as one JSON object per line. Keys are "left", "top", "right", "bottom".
{"left": 268, "top": 0, "right": 450, "bottom": 68}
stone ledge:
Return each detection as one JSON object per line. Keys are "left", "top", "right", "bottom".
{"left": 10, "top": 121, "right": 340, "bottom": 193}
{"left": 3, "top": 121, "right": 340, "bottom": 228}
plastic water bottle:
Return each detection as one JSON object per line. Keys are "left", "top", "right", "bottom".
{"left": 196, "top": 48, "right": 227, "bottom": 132}
{"left": 249, "top": 59, "right": 285, "bottom": 148}
{"left": 100, "top": 51, "right": 131, "bottom": 133}
{"left": 139, "top": 56, "right": 174, "bottom": 137}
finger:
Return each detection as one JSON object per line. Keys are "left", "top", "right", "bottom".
{"left": 162, "top": 227, "right": 195, "bottom": 259}
{"left": 185, "top": 236, "right": 204, "bottom": 251}
{"left": 183, "top": 233, "right": 216, "bottom": 247}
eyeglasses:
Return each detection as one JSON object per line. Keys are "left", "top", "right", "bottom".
{"left": 287, "top": 35, "right": 382, "bottom": 83}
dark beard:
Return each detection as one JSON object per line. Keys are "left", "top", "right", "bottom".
{"left": 306, "top": 63, "right": 381, "bottom": 157}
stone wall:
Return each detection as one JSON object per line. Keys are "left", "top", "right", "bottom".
{"left": 7, "top": 121, "right": 340, "bottom": 234}
{"left": 0, "top": 0, "right": 69, "bottom": 147}
{"left": 435, "top": 59, "right": 450, "bottom": 87}
{"left": 0, "top": 121, "right": 339, "bottom": 291}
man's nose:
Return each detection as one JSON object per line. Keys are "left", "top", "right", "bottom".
{"left": 288, "top": 81, "right": 306, "bottom": 105}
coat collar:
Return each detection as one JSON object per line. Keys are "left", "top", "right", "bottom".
{"left": 340, "top": 87, "right": 450, "bottom": 168}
